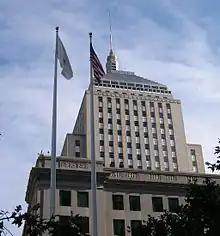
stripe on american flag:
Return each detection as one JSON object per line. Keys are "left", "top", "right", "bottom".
{"left": 90, "top": 44, "right": 105, "bottom": 83}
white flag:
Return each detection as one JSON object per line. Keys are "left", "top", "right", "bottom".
{"left": 57, "top": 36, "right": 73, "bottom": 80}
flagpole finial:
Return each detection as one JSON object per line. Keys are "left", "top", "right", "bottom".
{"left": 56, "top": 27, "right": 59, "bottom": 32}
{"left": 89, "top": 32, "right": 92, "bottom": 43}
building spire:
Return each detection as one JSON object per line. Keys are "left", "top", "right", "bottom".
{"left": 109, "top": 11, "right": 113, "bottom": 52}
{"left": 106, "top": 10, "right": 118, "bottom": 73}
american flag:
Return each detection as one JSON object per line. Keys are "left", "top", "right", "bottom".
{"left": 90, "top": 43, "right": 105, "bottom": 83}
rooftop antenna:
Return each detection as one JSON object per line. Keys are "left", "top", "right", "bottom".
{"left": 108, "top": 10, "right": 113, "bottom": 52}
{"left": 106, "top": 9, "right": 118, "bottom": 72}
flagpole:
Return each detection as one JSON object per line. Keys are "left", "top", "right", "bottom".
{"left": 89, "top": 32, "right": 99, "bottom": 236}
{"left": 50, "top": 26, "right": 59, "bottom": 217}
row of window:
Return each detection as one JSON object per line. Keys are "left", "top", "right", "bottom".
{"left": 59, "top": 190, "right": 179, "bottom": 213}
{"left": 96, "top": 80, "right": 172, "bottom": 95}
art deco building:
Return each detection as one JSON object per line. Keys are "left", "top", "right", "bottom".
{"left": 24, "top": 47, "right": 220, "bottom": 236}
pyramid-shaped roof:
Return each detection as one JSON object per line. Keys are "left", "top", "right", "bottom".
{"left": 104, "top": 70, "right": 166, "bottom": 87}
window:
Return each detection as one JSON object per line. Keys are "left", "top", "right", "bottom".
{"left": 127, "top": 142, "right": 132, "bottom": 148}
{"left": 126, "top": 131, "right": 131, "bottom": 136}
{"left": 167, "top": 113, "right": 172, "bottom": 119}
{"left": 75, "top": 152, "right": 80, "bottom": 157}
{"left": 100, "top": 140, "right": 104, "bottom": 146}
{"left": 119, "top": 162, "right": 124, "bottom": 168}
{"left": 152, "top": 197, "right": 163, "bottom": 212}
{"left": 99, "top": 128, "right": 104, "bottom": 134}
{"left": 118, "top": 142, "right": 122, "bottom": 147}
{"left": 166, "top": 103, "right": 171, "bottom": 109}
{"left": 110, "top": 161, "right": 115, "bottom": 167}
{"left": 109, "top": 152, "right": 114, "bottom": 158}
{"left": 109, "top": 141, "right": 113, "bottom": 146}
{"left": 117, "top": 119, "right": 121, "bottom": 125}
{"left": 112, "top": 195, "right": 124, "bottom": 210}
{"left": 108, "top": 129, "right": 113, "bottom": 135}
{"left": 59, "top": 190, "right": 71, "bottom": 206}
{"left": 118, "top": 153, "right": 123, "bottom": 159}
{"left": 126, "top": 120, "right": 130, "bottom": 125}
{"left": 100, "top": 152, "right": 104, "bottom": 158}
{"left": 75, "top": 217, "right": 89, "bottom": 234}
{"left": 99, "top": 118, "right": 103, "bottom": 123}
{"left": 117, "top": 130, "right": 122, "bottom": 135}
{"left": 134, "top": 110, "right": 138, "bottom": 116}
{"left": 131, "top": 220, "right": 142, "bottom": 236}
{"left": 77, "top": 192, "right": 89, "bottom": 208}
{"left": 143, "top": 122, "right": 147, "bottom": 127}
{"left": 168, "top": 198, "right": 179, "bottom": 213}
{"left": 113, "top": 219, "right": 125, "bottom": 236}
{"left": 75, "top": 140, "right": 80, "bottom": 146}
{"left": 129, "top": 196, "right": 141, "bottom": 211}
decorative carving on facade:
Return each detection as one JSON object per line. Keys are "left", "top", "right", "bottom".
{"left": 59, "top": 160, "right": 103, "bottom": 171}
{"left": 109, "top": 171, "right": 139, "bottom": 180}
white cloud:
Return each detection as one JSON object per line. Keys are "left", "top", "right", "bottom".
{"left": 0, "top": 0, "right": 220, "bottom": 234}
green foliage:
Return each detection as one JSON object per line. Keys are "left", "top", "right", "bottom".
{"left": 206, "top": 139, "right": 220, "bottom": 171}
{"left": 0, "top": 205, "right": 86, "bottom": 236}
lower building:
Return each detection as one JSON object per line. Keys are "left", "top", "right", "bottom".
{"left": 23, "top": 155, "right": 220, "bottom": 236}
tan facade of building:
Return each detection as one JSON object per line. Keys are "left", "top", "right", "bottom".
{"left": 25, "top": 157, "right": 219, "bottom": 236}
{"left": 24, "top": 70, "right": 208, "bottom": 235}
{"left": 62, "top": 71, "right": 205, "bottom": 173}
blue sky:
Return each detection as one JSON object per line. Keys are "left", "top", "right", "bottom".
{"left": 1, "top": 0, "right": 220, "bottom": 234}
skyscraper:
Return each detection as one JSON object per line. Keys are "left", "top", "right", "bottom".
{"left": 23, "top": 44, "right": 220, "bottom": 236}
{"left": 62, "top": 52, "right": 204, "bottom": 174}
